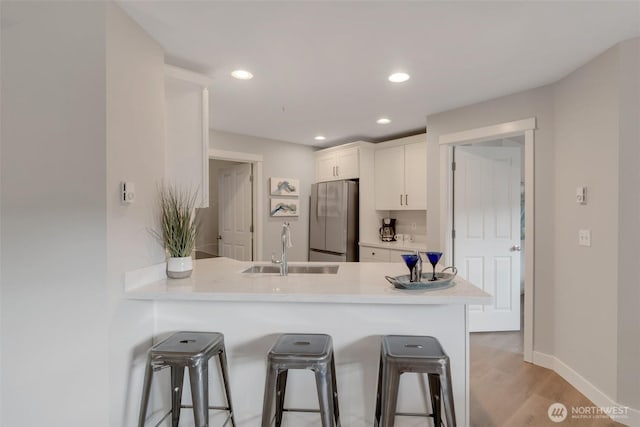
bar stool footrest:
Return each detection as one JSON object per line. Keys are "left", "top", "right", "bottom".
{"left": 282, "top": 407, "right": 322, "bottom": 413}
{"left": 394, "top": 411, "right": 434, "bottom": 418}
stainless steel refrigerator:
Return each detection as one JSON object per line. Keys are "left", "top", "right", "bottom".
{"left": 309, "top": 180, "right": 359, "bottom": 262}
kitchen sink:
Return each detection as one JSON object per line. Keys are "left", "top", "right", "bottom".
{"left": 242, "top": 265, "right": 339, "bottom": 274}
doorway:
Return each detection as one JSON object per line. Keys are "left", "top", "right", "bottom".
{"left": 453, "top": 141, "right": 523, "bottom": 332}
{"left": 217, "top": 162, "right": 253, "bottom": 260}
{"left": 195, "top": 149, "right": 264, "bottom": 262}
{"left": 439, "top": 117, "right": 535, "bottom": 362}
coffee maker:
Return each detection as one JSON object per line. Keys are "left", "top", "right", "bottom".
{"left": 379, "top": 218, "right": 396, "bottom": 242}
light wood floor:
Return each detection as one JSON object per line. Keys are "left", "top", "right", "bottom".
{"left": 470, "top": 330, "right": 624, "bottom": 426}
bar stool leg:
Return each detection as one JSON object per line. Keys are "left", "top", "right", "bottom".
{"left": 138, "top": 358, "right": 154, "bottom": 427}
{"left": 189, "top": 362, "right": 209, "bottom": 427}
{"left": 218, "top": 349, "right": 237, "bottom": 427}
{"left": 374, "top": 354, "right": 384, "bottom": 426}
{"left": 427, "top": 374, "right": 442, "bottom": 427}
{"left": 380, "top": 363, "right": 400, "bottom": 427}
{"left": 171, "top": 366, "right": 185, "bottom": 427}
{"left": 315, "top": 366, "right": 335, "bottom": 427}
{"left": 440, "top": 364, "right": 456, "bottom": 427}
{"left": 262, "top": 364, "right": 279, "bottom": 427}
{"left": 329, "top": 353, "right": 341, "bottom": 427}
{"left": 275, "top": 370, "right": 288, "bottom": 427}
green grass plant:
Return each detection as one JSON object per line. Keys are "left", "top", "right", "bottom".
{"left": 154, "top": 185, "right": 198, "bottom": 258}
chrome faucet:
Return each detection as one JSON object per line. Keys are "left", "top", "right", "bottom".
{"left": 271, "top": 222, "right": 292, "bottom": 276}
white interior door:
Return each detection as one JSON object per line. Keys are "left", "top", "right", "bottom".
{"left": 218, "top": 163, "right": 253, "bottom": 261}
{"left": 454, "top": 146, "right": 521, "bottom": 332}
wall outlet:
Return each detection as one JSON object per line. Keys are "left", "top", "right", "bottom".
{"left": 578, "top": 229, "right": 591, "bottom": 247}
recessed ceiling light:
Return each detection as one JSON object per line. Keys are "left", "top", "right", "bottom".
{"left": 314, "top": 135, "right": 326, "bottom": 141}
{"left": 388, "top": 72, "right": 410, "bottom": 83}
{"left": 231, "top": 70, "right": 253, "bottom": 80}
{"left": 377, "top": 118, "right": 391, "bottom": 125}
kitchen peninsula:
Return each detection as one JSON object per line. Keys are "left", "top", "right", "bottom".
{"left": 126, "top": 257, "right": 491, "bottom": 427}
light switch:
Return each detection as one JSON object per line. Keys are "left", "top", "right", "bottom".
{"left": 576, "top": 187, "right": 587, "bottom": 205}
{"left": 578, "top": 229, "right": 591, "bottom": 247}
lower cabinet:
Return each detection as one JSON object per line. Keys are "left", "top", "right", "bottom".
{"left": 359, "top": 246, "right": 415, "bottom": 262}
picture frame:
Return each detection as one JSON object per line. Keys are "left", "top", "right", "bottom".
{"left": 270, "top": 198, "right": 299, "bottom": 217}
{"left": 270, "top": 177, "right": 300, "bottom": 196}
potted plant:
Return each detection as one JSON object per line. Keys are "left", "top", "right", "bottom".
{"left": 155, "top": 185, "right": 198, "bottom": 279}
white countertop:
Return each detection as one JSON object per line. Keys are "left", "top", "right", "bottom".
{"left": 359, "top": 240, "right": 428, "bottom": 252}
{"left": 125, "top": 257, "right": 491, "bottom": 305}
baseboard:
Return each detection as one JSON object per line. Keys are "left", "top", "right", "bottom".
{"left": 532, "top": 350, "right": 554, "bottom": 369}
{"left": 533, "top": 351, "right": 639, "bottom": 426}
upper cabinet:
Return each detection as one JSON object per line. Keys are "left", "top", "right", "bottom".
{"left": 315, "top": 145, "right": 360, "bottom": 182}
{"left": 374, "top": 134, "right": 427, "bottom": 210}
{"left": 164, "top": 65, "right": 212, "bottom": 208}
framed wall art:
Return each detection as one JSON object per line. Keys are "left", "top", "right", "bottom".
{"left": 270, "top": 198, "right": 299, "bottom": 217}
{"left": 269, "top": 177, "right": 300, "bottom": 196}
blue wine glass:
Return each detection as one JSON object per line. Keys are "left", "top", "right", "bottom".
{"left": 401, "top": 254, "right": 420, "bottom": 281}
{"left": 425, "top": 251, "right": 443, "bottom": 281}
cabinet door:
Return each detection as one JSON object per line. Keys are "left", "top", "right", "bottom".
{"left": 359, "top": 246, "right": 390, "bottom": 262}
{"left": 165, "top": 76, "right": 209, "bottom": 207}
{"left": 403, "top": 142, "right": 427, "bottom": 209}
{"left": 374, "top": 145, "right": 404, "bottom": 210}
{"left": 315, "top": 152, "right": 337, "bottom": 182}
{"left": 336, "top": 147, "right": 359, "bottom": 179}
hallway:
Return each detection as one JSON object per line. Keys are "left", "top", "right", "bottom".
{"left": 470, "top": 330, "right": 624, "bottom": 426}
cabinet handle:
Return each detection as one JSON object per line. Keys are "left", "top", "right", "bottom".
{"left": 336, "top": 165, "right": 339, "bottom": 176}
{"left": 400, "top": 194, "right": 403, "bottom": 206}
{"left": 405, "top": 194, "right": 408, "bottom": 205}
{"left": 332, "top": 166, "right": 336, "bottom": 176}
{"left": 371, "top": 252, "right": 375, "bottom": 256}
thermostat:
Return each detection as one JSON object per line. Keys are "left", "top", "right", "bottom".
{"left": 576, "top": 186, "right": 586, "bottom": 205}
{"left": 121, "top": 182, "right": 136, "bottom": 204}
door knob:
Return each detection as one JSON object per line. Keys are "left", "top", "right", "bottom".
{"left": 217, "top": 235, "right": 223, "bottom": 240}
{"left": 510, "top": 244, "right": 521, "bottom": 252}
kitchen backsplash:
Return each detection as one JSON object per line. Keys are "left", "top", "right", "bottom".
{"left": 376, "top": 210, "right": 427, "bottom": 244}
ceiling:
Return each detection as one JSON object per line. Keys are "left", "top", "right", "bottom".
{"left": 117, "top": 1, "right": 640, "bottom": 147}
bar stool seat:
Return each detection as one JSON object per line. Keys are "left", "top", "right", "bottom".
{"left": 138, "top": 331, "right": 236, "bottom": 427}
{"left": 375, "top": 335, "right": 456, "bottom": 427}
{"left": 262, "top": 333, "right": 341, "bottom": 427}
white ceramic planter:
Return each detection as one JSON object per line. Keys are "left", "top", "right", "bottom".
{"left": 166, "top": 256, "right": 193, "bottom": 279}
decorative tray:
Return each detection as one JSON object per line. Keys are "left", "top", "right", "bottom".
{"left": 385, "top": 267, "right": 457, "bottom": 290}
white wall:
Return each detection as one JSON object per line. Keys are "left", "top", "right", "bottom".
{"left": 105, "top": 3, "right": 166, "bottom": 425}
{"left": 426, "top": 85, "right": 556, "bottom": 355}
{"left": 616, "top": 38, "right": 640, "bottom": 411}
{"left": 1, "top": 3, "right": 168, "bottom": 426}
{"left": 1, "top": 2, "right": 110, "bottom": 425}
{"left": 211, "top": 130, "right": 316, "bottom": 261}
{"left": 553, "top": 41, "right": 621, "bottom": 401}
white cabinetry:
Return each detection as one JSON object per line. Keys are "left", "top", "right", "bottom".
{"left": 360, "top": 247, "right": 390, "bottom": 262}
{"left": 315, "top": 146, "right": 359, "bottom": 182}
{"left": 374, "top": 135, "right": 426, "bottom": 210}
{"left": 359, "top": 245, "right": 416, "bottom": 263}
{"left": 164, "top": 65, "right": 212, "bottom": 208}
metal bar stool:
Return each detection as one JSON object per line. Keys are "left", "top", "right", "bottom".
{"left": 375, "top": 335, "right": 456, "bottom": 427}
{"left": 138, "top": 331, "right": 236, "bottom": 427}
{"left": 261, "top": 333, "right": 341, "bottom": 427}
